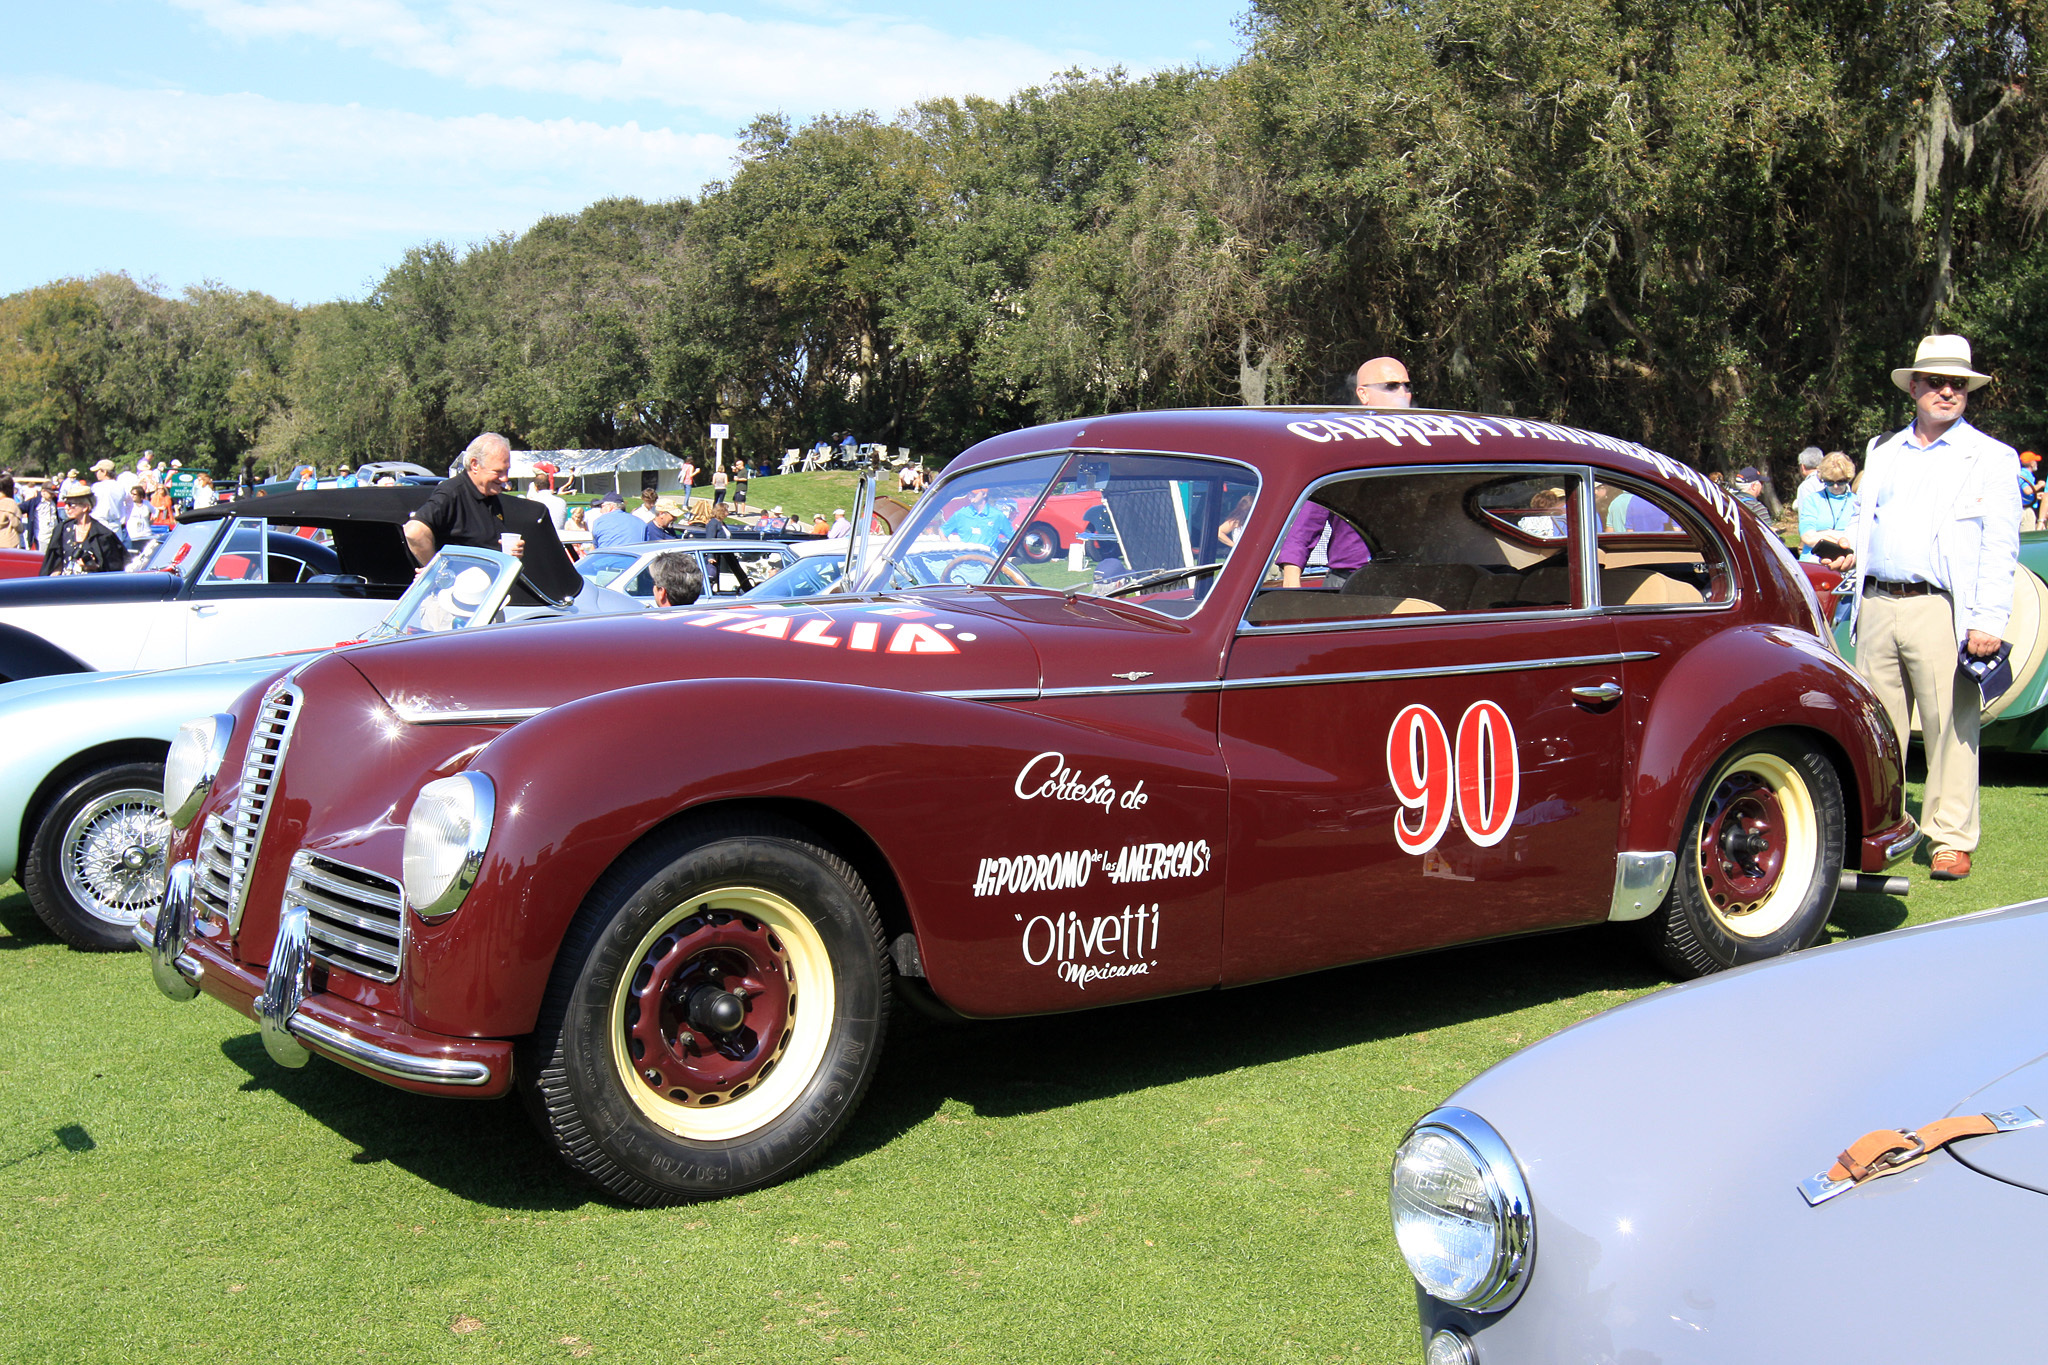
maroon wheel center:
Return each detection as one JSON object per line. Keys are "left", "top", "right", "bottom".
{"left": 1699, "top": 775, "right": 1786, "bottom": 909}
{"left": 622, "top": 910, "right": 794, "bottom": 1106}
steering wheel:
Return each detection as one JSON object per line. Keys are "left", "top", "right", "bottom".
{"left": 937, "top": 552, "right": 1032, "bottom": 588}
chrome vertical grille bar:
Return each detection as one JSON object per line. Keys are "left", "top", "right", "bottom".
{"left": 225, "top": 682, "right": 300, "bottom": 932}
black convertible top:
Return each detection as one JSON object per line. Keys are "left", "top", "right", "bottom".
{"left": 181, "top": 485, "right": 437, "bottom": 527}
{"left": 181, "top": 485, "right": 583, "bottom": 601}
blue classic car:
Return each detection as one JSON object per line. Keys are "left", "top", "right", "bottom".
{"left": 1392, "top": 896, "right": 2048, "bottom": 1363}
{"left": 1, "top": 544, "right": 638, "bottom": 950}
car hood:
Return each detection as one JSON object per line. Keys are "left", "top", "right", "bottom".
{"left": 1436, "top": 899, "right": 2048, "bottom": 1356}
{"left": 334, "top": 589, "right": 1075, "bottom": 715}
{"left": 0, "top": 651, "right": 313, "bottom": 717}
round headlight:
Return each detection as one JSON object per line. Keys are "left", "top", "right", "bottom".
{"left": 163, "top": 714, "right": 234, "bottom": 829}
{"left": 1390, "top": 1106, "right": 1534, "bottom": 1312}
{"left": 402, "top": 772, "right": 495, "bottom": 920}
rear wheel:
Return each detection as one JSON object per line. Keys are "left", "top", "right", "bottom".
{"left": 521, "top": 816, "right": 890, "bottom": 1204}
{"left": 23, "top": 760, "right": 169, "bottom": 951}
{"left": 1639, "top": 734, "right": 1844, "bottom": 979}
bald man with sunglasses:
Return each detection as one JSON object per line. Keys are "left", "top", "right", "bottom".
{"left": 1276, "top": 356, "right": 1412, "bottom": 589}
{"left": 1825, "top": 335, "right": 2022, "bottom": 881}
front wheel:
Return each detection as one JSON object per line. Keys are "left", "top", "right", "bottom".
{"left": 1638, "top": 734, "right": 1844, "bottom": 979}
{"left": 23, "top": 759, "right": 170, "bottom": 951}
{"left": 521, "top": 816, "right": 891, "bottom": 1205}
{"left": 1019, "top": 522, "right": 1061, "bottom": 563}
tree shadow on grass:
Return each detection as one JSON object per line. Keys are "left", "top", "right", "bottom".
{"left": 217, "top": 1034, "right": 593, "bottom": 1213}
{"left": 830, "top": 922, "right": 1671, "bottom": 1172}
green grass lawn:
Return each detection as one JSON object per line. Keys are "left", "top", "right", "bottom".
{"left": 568, "top": 471, "right": 922, "bottom": 529}
{"left": 2, "top": 755, "right": 2040, "bottom": 1364}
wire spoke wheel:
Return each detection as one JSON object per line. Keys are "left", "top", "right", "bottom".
{"left": 61, "top": 787, "right": 170, "bottom": 925}
{"left": 25, "top": 760, "right": 171, "bottom": 951}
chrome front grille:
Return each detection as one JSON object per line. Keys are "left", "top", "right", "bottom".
{"left": 224, "top": 682, "right": 300, "bottom": 931}
{"left": 287, "top": 852, "right": 404, "bottom": 982}
{"left": 190, "top": 813, "right": 235, "bottom": 928}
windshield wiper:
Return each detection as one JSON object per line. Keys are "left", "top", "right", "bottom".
{"left": 1099, "top": 562, "right": 1226, "bottom": 599}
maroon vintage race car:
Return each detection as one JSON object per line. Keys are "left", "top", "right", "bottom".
{"left": 142, "top": 406, "right": 1917, "bottom": 1204}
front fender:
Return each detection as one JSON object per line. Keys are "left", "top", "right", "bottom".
{"left": 405, "top": 677, "right": 1229, "bottom": 1036}
{"left": 1626, "top": 625, "right": 1905, "bottom": 864}
{"left": 0, "top": 620, "right": 91, "bottom": 685}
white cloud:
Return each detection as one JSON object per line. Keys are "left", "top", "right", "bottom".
{"left": 0, "top": 78, "right": 733, "bottom": 239}
{"left": 170, "top": 0, "right": 1106, "bottom": 121}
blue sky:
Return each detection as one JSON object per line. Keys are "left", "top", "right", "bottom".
{"left": 2, "top": 0, "right": 1249, "bottom": 307}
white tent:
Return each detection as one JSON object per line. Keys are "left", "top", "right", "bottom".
{"left": 513, "top": 445, "right": 680, "bottom": 494}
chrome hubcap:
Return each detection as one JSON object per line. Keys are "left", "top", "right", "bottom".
{"left": 61, "top": 787, "right": 170, "bottom": 926}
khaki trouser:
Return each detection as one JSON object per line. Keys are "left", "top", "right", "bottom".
{"left": 1857, "top": 589, "right": 1980, "bottom": 852}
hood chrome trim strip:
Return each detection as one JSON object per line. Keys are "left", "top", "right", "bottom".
{"left": 393, "top": 705, "right": 548, "bottom": 725}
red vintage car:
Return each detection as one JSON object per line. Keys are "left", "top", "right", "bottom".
{"left": 142, "top": 407, "right": 1916, "bottom": 1204}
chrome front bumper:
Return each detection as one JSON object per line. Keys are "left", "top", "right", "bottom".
{"left": 142, "top": 859, "right": 496, "bottom": 1090}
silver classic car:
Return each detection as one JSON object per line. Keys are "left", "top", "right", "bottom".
{"left": 1392, "top": 897, "right": 2048, "bottom": 1363}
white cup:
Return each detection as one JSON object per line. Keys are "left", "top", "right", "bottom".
{"left": 500, "top": 533, "right": 524, "bottom": 556}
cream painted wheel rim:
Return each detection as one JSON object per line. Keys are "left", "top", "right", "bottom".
{"left": 1693, "top": 753, "right": 1818, "bottom": 939}
{"left": 608, "top": 885, "right": 835, "bottom": 1142}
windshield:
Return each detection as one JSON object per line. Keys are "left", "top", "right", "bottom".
{"left": 864, "top": 453, "right": 1259, "bottom": 616}
{"left": 138, "top": 521, "right": 221, "bottom": 576}
{"left": 363, "top": 547, "right": 520, "bottom": 639}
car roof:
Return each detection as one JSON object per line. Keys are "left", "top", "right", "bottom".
{"left": 948, "top": 406, "right": 1724, "bottom": 503}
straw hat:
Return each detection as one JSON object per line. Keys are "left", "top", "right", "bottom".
{"left": 1891, "top": 334, "right": 1992, "bottom": 393}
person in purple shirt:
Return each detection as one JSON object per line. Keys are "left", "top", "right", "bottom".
{"left": 1277, "top": 355, "right": 1412, "bottom": 588}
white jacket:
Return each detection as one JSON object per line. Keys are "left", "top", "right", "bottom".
{"left": 1849, "top": 419, "right": 2023, "bottom": 645}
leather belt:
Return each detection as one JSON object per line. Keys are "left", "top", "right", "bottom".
{"left": 1867, "top": 579, "right": 1940, "bottom": 598}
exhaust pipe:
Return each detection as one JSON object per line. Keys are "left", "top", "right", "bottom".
{"left": 1840, "top": 871, "right": 1910, "bottom": 897}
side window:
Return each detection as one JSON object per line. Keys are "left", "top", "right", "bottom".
{"left": 1247, "top": 470, "right": 1586, "bottom": 626}
{"left": 1592, "top": 479, "right": 1729, "bottom": 607}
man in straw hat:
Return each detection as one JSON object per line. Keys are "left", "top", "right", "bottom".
{"left": 1822, "top": 334, "right": 2022, "bottom": 880}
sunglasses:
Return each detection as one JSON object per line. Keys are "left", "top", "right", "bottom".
{"left": 1359, "top": 380, "right": 1412, "bottom": 394}
{"left": 1913, "top": 374, "right": 1966, "bottom": 394}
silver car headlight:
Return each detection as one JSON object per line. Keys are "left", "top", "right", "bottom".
{"left": 163, "top": 714, "right": 234, "bottom": 829}
{"left": 1391, "top": 1106, "right": 1535, "bottom": 1312}
{"left": 402, "top": 772, "right": 495, "bottom": 920}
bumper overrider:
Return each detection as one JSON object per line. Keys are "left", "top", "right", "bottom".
{"left": 142, "top": 859, "right": 514, "bottom": 1098}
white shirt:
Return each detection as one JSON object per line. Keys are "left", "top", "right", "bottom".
{"left": 532, "top": 490, "right": 568, "bottom": 528}
{"left": 1851, "top": 417, "right": 2023, "bottom": 642}
{"left": 91, "top": 477, "right": 129, "bottom": 529}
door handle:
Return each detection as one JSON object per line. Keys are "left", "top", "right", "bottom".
{"left": 191, "top": 604, "right": 217, "bottom": 617}
{"left": 1571, "top": 681, "right": 1622, "bottom": 704}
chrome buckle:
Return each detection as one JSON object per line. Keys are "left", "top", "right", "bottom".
{"left": 1799, "top": 1107, "right": 2042, "bottom": 1206}
{"left": 253, "top": 905, "right": 313, "bottom": 1069}
{"left": 148, "top": 861, "right": 200, "bottom": 1002}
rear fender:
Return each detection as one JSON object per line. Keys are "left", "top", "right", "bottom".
{"left": 0, "top": 621, "right": 92, "bottom": 685}
{"left": 1627, "top": 625, "right": 1905, "bottom": 862}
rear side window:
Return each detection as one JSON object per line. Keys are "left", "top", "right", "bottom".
{"left": 1592, "top": 479, "right": 1730, "bottom": 607}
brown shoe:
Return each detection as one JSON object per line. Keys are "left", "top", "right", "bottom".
{"left": 1931, "top": 849, "right": 1972, "bottom": 880}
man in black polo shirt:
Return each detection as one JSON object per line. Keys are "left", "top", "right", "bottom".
{"left": 405, "top": 432, "right": 523, "bottom": 566}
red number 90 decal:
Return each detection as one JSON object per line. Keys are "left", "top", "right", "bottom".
{"left": 1386, "top": 701, "right": 1521, "bottom": 855}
